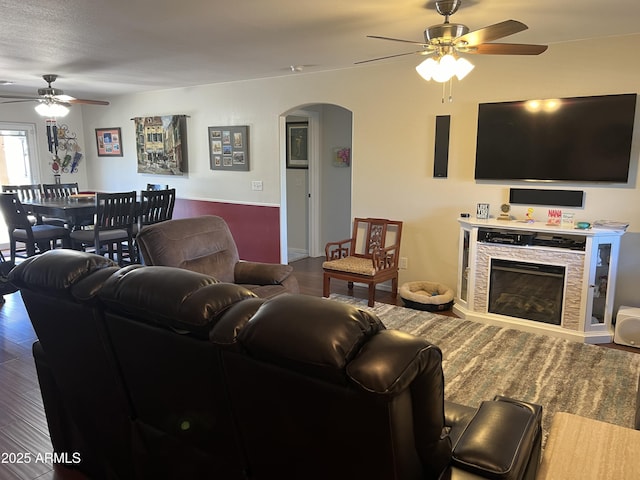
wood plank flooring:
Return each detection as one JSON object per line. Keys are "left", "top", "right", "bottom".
{"left": 0, "top": 255, "right": 636, "bottom": 479}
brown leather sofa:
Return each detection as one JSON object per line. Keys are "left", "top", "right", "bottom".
{"left": 135, "top": 215, "right": 298, "bottom": 298}
{"left": 10, "top": 250, "right": 542, "bottom": 480}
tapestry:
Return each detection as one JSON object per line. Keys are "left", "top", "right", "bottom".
{"left": 133, "top": 115, "right": 188, "bottom": 175}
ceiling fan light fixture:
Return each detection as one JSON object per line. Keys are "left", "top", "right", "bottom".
{"left": 416, "top": 54, "right": 474, "bottom": 83}
{"left": 35, "top": 101, "right": 70, "bottom": 118}
{"left": 454, "top": 56, "right": 474, "bottom": 80}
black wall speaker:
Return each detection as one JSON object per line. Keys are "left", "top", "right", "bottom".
{"left": 433, "top": 115, "right": 450, "bottom": 178}
{"left": 509, "top": 188, "right": 584, "bottom": 207}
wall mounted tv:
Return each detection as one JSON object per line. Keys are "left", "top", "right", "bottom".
{"left": 474, "top": 93, "right": 637, "bottom": 183}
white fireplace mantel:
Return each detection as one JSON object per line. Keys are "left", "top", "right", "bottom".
{"left": 454, "top": 218, "right": 626, "bottom": 343}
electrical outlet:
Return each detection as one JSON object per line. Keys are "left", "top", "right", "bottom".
{"left": 251, "top": 180, "right": 263, "bottom": 191}
{"left": 399, "top": 257, "right": 408, "bottom": 269}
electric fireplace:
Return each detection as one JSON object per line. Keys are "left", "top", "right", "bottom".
{"left": 488, "top": 259, "right": 564, "bottom": 325}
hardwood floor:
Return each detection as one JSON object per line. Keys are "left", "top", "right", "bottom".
{"left": 0, "top": 254, "right": 636, "bottom": 479}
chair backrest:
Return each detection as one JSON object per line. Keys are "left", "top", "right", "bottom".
{"left": 42, "top": 182, "right": 79, "bottom": 199}
{"left": 136, "top": 215, "right": 239, "bottom": 282}
{"left": 0, "top": 192, "right": 34, "bottom": 230}
{"left": 2, "top": 184, "right": 41, "bottom": 202}
{"left": 147, "top": 183, "right": 169, "bottom": 191}
{"left": 139, "top": 188, "right": 175, "bottom": 227}
{"left": 95, "top": 191, "right": 137, "bottom": 233}
{"left": 350, "top": 218, "right": 403, "bottom": 268}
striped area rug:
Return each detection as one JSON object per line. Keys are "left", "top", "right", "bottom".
{"left": 330, "top": 294, "right": 640, "bottom": 440}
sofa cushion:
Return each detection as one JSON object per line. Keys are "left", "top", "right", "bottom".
{"left": 8, "top": 249, "right": 117, "bottom": 297}
{"left": 237, "top": 295, "right": 384, "bottom": 383}
{"left": 98, "top": 264, "right": 257, "bottom": 336}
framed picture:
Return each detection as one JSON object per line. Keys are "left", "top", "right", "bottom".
{"left": 133, "top": 115, "right": 188, "bottom": 175}
{"left": 95, "top": 127, "right": 123, "bottom": 157}
{"left": 209, "top": 125, "right": 250, "bottom": 171}
{"left": 286, "top": 122, "right": 308, "bottom": 169}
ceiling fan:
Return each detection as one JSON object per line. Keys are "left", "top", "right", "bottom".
{"left": 0, "top": 74, "right": 109, "bottom": 115}
{"left": 356, "top": 0, "right": 548, "bottom": 66}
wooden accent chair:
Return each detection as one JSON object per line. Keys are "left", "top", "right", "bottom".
{"left": 70, "top": 191, "right": 137, "bottom": 266}
{"left": 323, "top": 218, "right": 403, "bottom": 307}
{"left": 0, "top": 193, "right": 70, "bottom": 264}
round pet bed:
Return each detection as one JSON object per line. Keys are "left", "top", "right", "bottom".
{"left": 400, "top": 281, "right": 454, "bottom": 312}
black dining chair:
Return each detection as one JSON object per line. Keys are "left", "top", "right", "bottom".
{"left": 147, "top": 183, "right": 169, "bottom": 191}
{"left": 40, "top": 182, "right": 85, "bottom": 227}
{"left": 70, "top": 191, "right": 137, "bottom": 266}
{"left": 0, "top": 193, "right": 70, "bottom": 264}
{"left": 2, "top": 184, "right": 41, "bottom": 225}
{"left": 136, "top": 188, "right": 175, "bottom": 231}
{"left": 42, "top": 182, "right": 80, "bottom": 199}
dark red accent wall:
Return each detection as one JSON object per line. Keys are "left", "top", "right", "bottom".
{"left": 172, "top": 198, "right": 281, "bottom": 263}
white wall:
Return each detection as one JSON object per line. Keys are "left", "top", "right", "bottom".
{"left": 0, "top": 102, "right": 89, "bottom": 188}
{"left": 5, "top": 33, "right": 640, "bottom": 310}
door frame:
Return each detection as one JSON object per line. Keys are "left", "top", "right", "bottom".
{"left": 280, "top": 109, "right": 321, "bottom": 262}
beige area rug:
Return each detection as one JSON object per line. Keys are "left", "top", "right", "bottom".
{"left": 330, "top": 294, "right": 640, "bottom": 440}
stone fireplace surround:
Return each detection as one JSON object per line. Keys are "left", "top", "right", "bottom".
{"left": 454, "top": 218, "right": 625, "bottom": 344}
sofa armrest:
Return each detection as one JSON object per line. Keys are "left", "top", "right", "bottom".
{"left": 234, "top": 261, "right": 293, "bottom": 285}
{"left": 452, "top": 398, "right": 542, "bottom": 480}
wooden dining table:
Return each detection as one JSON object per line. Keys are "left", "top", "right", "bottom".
{"left": 23, "top": 195, "right": 96, "bottom": 230}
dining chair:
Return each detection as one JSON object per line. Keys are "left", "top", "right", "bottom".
{"left": 137, "top": 188, "right": 175, "bottom": 231}
{"left": 0, "top": 192, "right": 70, "bottom": 264}
{"left": 147, "top": 183, "right": 169, "bottom": 191}
{"left": 41, "top": 182, "right": 84, "bottom": 227}
{"left": 2, "top": 184, "right": 41, "bottom": 225}
{"left": 322, "top": 218, "right": 403, "bottom": 307}
{"left": 70, "top": 191, "right": 137, "bottom": 266}
{"left": 42, "top": 182, "right": 80, "bottom": 199}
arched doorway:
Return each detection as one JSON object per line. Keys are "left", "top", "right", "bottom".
{"left": 280, "top": 104, "right": 353, "bottom": 262}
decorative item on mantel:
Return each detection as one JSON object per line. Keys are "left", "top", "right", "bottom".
{"left": 476, "top": 203, "right": 489, "bottom": 219}
{"left": 333, "top": 147, "right": 351, "bottom": 167}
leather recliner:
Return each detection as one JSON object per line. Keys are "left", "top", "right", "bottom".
{"left": 135, "top": 215, "right": 299, "bottom": 298}
{"left": 9, "top": 250, "right": 542, "bottom": 480}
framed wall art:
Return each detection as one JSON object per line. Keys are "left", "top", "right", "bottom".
{"left": 95, "top": 127, "right": 123, "bottom": 157}
{"left": 132, "top": 115, "right": 188, "bottom": 175}
{"left": 209, "top": 125, "right": 250, "bottom": 171}
{"left": 286, "top": 122, "right": 308, "bottom": 169}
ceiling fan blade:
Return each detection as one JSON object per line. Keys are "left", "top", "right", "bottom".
{"left": 367, "top": 35, "right": 429, "bottom": 47}
{"left": 355, "top": 50, "right": 432, "bottom": 65}
{"left": 455, "top": 20, "right": 528, "bottom": 47}
{"left": 67, "top": 98, "right": 110, "bottom": 106}
{"left": 0, "top": 94, "right": 40, "bottom": 101}
{"left": 466, "top": 43, "right": 548, "bottom": 55}
{"left": 0, "top": 98, "right": 38, "bottom": 104}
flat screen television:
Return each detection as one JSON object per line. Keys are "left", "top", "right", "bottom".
{"left": 474, "top": 93, "right": 637, "bottom": 183}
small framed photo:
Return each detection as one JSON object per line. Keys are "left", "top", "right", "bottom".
{"left": 476, "top": 203, "right": 490, "bottom": 219}
{"left": 95, "top": 127, "right": 123, "bottom": 157}
{"left": 286, "top": 122, "right": 308, "bottom": 169}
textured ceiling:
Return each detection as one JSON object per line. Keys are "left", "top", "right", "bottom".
{"left": 1, "top": 0, "right": 640, "bottom": 100}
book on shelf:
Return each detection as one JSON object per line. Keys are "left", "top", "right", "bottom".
{"left": 592, "top": 220, "right": 629, "bottom": 231}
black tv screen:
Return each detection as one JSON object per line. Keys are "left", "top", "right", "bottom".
{"left": 474, "top": 93, "right": 637, "bottom": 182}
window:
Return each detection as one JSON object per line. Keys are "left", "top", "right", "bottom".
{"left": 0, "top": 122, "right": 39, "bottom": 246}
